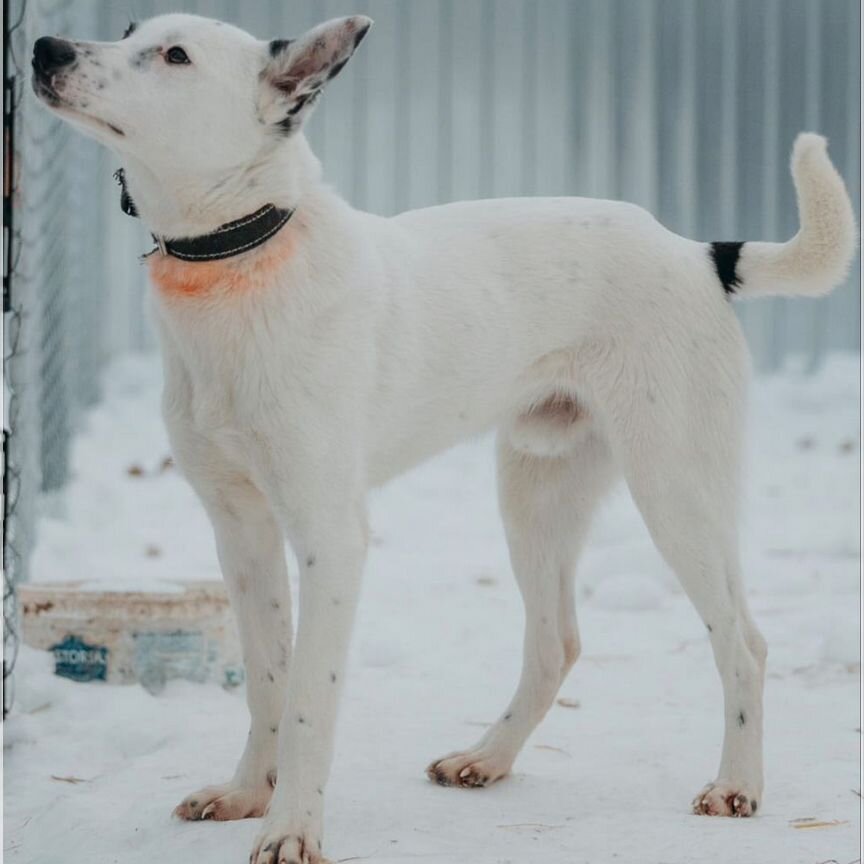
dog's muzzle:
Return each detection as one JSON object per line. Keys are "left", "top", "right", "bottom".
{"left": 32, "top": 36, "right": 76, "bottom": 87}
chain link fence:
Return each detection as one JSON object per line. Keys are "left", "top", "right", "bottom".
{"left": 3, "top": 0, "right": 109, "bottom": 716}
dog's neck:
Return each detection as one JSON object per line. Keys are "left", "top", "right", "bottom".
{"left": 119, "top": 134, "right": 322, "bottom": 241}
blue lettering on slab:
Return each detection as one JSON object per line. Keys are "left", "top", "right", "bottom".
{"left": 50, "top": 635, "right": 108, "bottom": 682}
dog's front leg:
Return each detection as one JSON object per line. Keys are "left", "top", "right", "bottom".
{"left": 251, "top": 486, "right": 367, "bottom": 864}
{"left": 173, "top": 471, "right": 292, "bottom": 822}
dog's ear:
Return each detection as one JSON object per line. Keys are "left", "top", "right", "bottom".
{"left": 260, "top": 16, "right": 372, "bottom": 134}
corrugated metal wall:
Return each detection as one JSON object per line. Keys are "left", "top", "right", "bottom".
{"left": 85, "top": 0, "right": 860, "bottom": 368}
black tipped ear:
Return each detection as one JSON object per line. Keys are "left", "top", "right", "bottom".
{"left": 261, "top": 16, "right": 372, "bottom": 135}
{"left": 268, "top": 38, "right": 293, "bottom": 58}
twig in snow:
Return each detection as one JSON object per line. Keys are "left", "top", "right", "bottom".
{"left": 534, "top": 744, "right": 572, "bottom": 757}
{"left": 496, "top": 822, "right": 564, "bottom": 832}
{"left": 791, "top": 819, "right": 848, "bottom": 830}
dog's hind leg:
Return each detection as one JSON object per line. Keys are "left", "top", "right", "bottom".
{"left": 628, "top": 460, "right": 766, "bottom": 816}
{"left": 427, "top": 414, "right": 616, "bottom": 787}
{"left": 580, "top": 322, "right": 766, "bottom": 816}
{"left": 627, "top": 445, "right": 766, "bottom": 816}
{"left": 173, "top": 472, "right": 292, "bottom": 822}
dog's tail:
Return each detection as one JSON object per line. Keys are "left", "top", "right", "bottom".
{"left": 708, "top": 133, "right": 857, "bottom": 299}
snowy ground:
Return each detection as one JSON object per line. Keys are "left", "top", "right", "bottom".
{"left": 4, "top": 352, "right": 861, "bottom": 864}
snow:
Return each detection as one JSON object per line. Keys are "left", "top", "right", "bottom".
{"left": 5, "top": 352, "right": 861, "bottom": 864}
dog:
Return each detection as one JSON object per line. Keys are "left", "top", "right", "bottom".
{"left": 32, "top": 13, "right": 856, "bottom": 864}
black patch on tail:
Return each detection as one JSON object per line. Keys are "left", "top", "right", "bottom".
{"left": 710, "top": 241, "right": 745, "bottom": 295}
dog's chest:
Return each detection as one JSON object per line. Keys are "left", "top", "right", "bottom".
{"left": 162, "top": 325, "right": 285, "bottom": 461}
{"left": 154, "top": 282, "right": 313, "bottom": 469}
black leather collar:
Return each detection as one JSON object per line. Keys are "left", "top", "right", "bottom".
{"left": 114, "top": 168, "right": 294, "bottom": 262}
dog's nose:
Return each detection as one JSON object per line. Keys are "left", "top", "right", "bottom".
{"left": 33, "top": 37, "right": 77, "bottom": 74}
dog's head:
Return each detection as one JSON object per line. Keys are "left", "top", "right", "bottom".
{"left": 32, "top": 13, "right": 371, "bottom": 234}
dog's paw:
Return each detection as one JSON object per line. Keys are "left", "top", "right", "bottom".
{"left": 250, "top": 820, "right": 325, "bottom": 864}
{"left": 692, "top": 782, "right": 759, "bottom": 817}
{"left": 173, "top": 779, "right": 273, "bottom": 822}
{"left": 425, "top": 749, "right": 511, "bottom": 788}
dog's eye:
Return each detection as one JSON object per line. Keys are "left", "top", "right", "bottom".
{"left": 165, "top": 46, "right": 190, "bottom": 65}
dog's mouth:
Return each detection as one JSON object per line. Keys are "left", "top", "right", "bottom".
{"left": 31, "top": 68, "right": 125, "bottom": 137}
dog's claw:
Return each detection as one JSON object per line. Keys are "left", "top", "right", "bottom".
{"left": 692, "top": 782, "right": 758, "bottom": 817}
{"left": 174, "top": 781, "right": 274, "bottom": 822}
{"left": 425, "top": 749, "right": 510, "bottom": 789}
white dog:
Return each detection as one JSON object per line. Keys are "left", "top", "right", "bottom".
{"left": 33, "top": 13, "right": 856, "bottom": 864}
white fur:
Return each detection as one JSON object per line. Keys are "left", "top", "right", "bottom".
{"left": 34, "top": 13, "right": 857, "bottom": 863}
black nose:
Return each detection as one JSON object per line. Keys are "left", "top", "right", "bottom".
{"left": 33, "top": 37, "right": 77, "bottom": 74}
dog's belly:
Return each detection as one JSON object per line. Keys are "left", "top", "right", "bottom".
{"left": 364, "top": 359, "right": 577, "bottom": 485}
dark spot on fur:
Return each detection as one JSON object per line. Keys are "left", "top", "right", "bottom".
{"left": 737, "top": 710, "right": 746, "bottom": 727}
{"left": 330, "top": 672, "right": 336, "bottom": 683}
{"left": 327, "top": 58, "right": 347, "bottom": 80}
{"left": 287, "top": 90, "right": 318, "bottom": 116}
{"left": 317, "top": 787, "right": 323, "bottom": 795}
{"left": 706, "top": 623, "right": 713, "bottom": 632}
{"left": 750, "top": 799, "right": 758, "bottom": 812}
{"left": 270, "top": 725, "right": 278, "bottom": 734}
{"left": 306, "top": 555, "right": 316, "bottom": 568}
{"left": 130, "top": 46, "right": 161, "bottom": 69}
{"left": 263, "top": 842, "right": 276, "bottom": 853}
{"left": 298, "top": 715, "right": 305, "bottom": 724}
{"left": 331, "top": 597, "right": 341, "bottom": 606}
{"left": 353, "top": 24, "right": 371, "bottom": 49}
{"left": 122, "top": 22, "right": 137, "bottom": 40}
{"left": 269, "top": 38, "right": 293, "bottom": 57}
{"left": 267, "top": 671, "right": 275, "bottom": 683}
{"left": 270, "top": 599, "right": 280, "bottom": 609}
{"left": 189, "top": 799, "right": 198, "bottom": 807}
{"left": 503, "top": 712, "right": 512, "bottom": 721}
{"left": 710, "top": 241, "right": 745, "bottom": 295}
